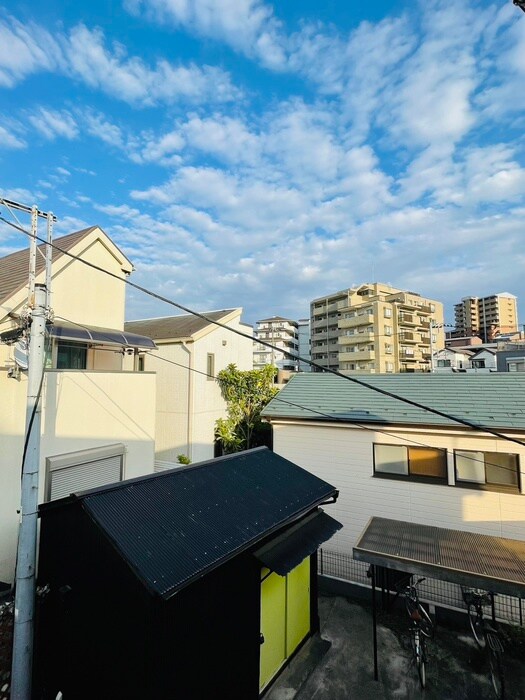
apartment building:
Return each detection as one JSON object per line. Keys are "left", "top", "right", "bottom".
{"left": 297, "top": 318, "right": 311, "bottom": 371}
{"left": 454, "top": 293, "right": 518, "bottom": 342}
{"left": 253, "top": 316, "right": 299, "bottom": 371}
{"left": 310, "top": 283, "right": 444, "bottom": 374}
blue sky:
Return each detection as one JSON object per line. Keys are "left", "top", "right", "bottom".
{"left": 1, "top": 0, "right": 524, "bottom": 325}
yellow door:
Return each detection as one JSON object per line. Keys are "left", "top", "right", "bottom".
{"left": 286, "top": 557, "right": 310, "bottom": 656}
{"left": 259, "top": 558, "right": 312, "bottom": 691}
{"left": 259, "top": 569, "right": 286, "bottom": 690}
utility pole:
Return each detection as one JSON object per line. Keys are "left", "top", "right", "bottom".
{"left": 0, "top": 196, "right": 56, "bottom": 700}
{"left": 11, "top": 284, "right": 47, "bottom": 700}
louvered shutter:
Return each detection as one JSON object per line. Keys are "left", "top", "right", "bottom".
{"left": 46, "top": 444, "right": 124, "bottom": 501}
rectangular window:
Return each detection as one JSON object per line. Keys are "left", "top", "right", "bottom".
{"left": 384, "top": 308, "right": 392, "bottom": 318}
{"left": 374, "top": 444, "right": 447, "bottom": 481}
{"left": 384, "top": 326, "right": 392, "bottom": 336}
{"left": 437, "top": 359, "right": 451, "bottom": 367}
{"left": 56, "top": 341, "right": 87, "bottom": 369}
{"left": 207, "top": 353, "right": 215, "bottom": 380}
{"left": 455, "top": 451, "right": 520, "bottom": 491}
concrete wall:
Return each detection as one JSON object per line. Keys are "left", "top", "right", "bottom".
{"left": 0, "top": 368, "right": 156, "bottom": 583}
{"left": 272, "top": 421, "right": 525, "bottom": 557}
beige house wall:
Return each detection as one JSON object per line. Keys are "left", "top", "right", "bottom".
{"left": 271, "top": 421, "right": 525, "bottom": 557}
{"left": 0, "top": 369, "right": 156, "bottom": 582}
{"left": 0, "top": 228, "right": 156, "bottom": 583}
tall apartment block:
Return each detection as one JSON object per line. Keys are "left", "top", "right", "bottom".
{"left": 310, "top": 283, "right": 444, "bottom": 374}
{"left": 253, "top": 317, "right": 299, "bottom": 371}
{"left": 454, "top": 293, "right": 518, "bottom": 342}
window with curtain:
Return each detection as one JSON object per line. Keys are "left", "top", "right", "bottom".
{"left": 374, "top": 444, "right": 447, "bottom": 481}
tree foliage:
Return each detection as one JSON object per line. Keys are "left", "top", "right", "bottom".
{"left": 215, "top": 363, "right": 278, "bottom": 453}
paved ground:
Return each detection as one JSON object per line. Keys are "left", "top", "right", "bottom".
{"left": 266, "top": 594, "right": 525, "bottom": 700}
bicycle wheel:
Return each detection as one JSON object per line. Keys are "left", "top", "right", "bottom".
{"left": 417, "top": 637, "right": 426, "bottom": 689}
{"left": 468, "top": 603, "right": 485, "bottom": 648}
{"left": 488, "top": 649, "right": 505, "bottom": 699}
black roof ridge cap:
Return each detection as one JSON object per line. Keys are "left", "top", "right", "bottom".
{"left": 70, "top": 446, "right": 271, "bottom": 500}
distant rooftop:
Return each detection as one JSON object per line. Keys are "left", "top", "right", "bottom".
{"left": 125, "top": 308, "right": 240, "bottom": 340}
{"left": 0, "top": 227, "right": 96, "bottom": 305}
{"left": 262, "top": 373, "right": 525, "bottom": 431}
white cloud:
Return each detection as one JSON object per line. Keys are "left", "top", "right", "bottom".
{"left": 125, "top": 0, "right": 287, "bottom": 68}
{"left": 0, "top": 124, "right": 26, "bottom": 149}
{"left": 0, "top": 15, "right": 240, "bottom": 107}
{"left": 83, "top": 111, "right": 125, "bottom": 149}
{"left": 0, "top": 17, "right": 62, "bottom": 87}
{"left": 29, "top": 108, "right": 78, "bottom": 140}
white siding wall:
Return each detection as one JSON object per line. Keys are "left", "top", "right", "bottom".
{"left": 273, "top": 422, "right": 525, "bottom": 555}
{"left": 147, "top": 313, "right": 253, "bottom": 465}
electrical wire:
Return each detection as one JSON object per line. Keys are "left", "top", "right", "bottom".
{"left": 138, "top": 348, "right": 522, "bottom": 479}
{"left": 1, "top": 213, "right": 524, "bottom": 450}
{"left": 44, "top": 312, "right": 523, "bottom": 479}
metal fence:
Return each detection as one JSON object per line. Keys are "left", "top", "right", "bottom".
{"left": 318, "top": 548, "right": 524, "bottom": 627}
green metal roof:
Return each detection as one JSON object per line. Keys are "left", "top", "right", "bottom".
{"left": 262, "top": 373, "right": 525, "bottom": 431}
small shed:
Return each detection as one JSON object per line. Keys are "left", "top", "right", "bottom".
{"left": 35, "top": 447, "right": 341, "bottom": 699}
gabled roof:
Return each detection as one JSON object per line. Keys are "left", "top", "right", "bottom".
{"left": 262, "top": 373, "right": 525, "bottom": 430}
{"left": 41, "top": 447, "right": 338, "bottom": 599}
{"left": 125, "top": 308, "right": 241, "bottom": 341}
{"left": 470, "top": 347, "right": 497, "bottom": 357}
{"left": 0, "top": 227, "right": 96, "bottom": 305}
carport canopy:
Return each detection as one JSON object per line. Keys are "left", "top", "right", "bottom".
{"left": 353, "top": 517, "right": 525, "bottom": 598}
{"left": 353, "top": 517, "right": 525, "bottom": 683}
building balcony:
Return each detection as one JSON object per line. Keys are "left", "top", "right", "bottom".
{"left": 339, "top": 350, "right": 375, "bottom": 362}
{"left": 339, "top": 331, "right": 375, "bottom": 344}
{"left": 339, "top": 315, "right": 373, "bottom": 329}
{"left": 399, "top": 332, "right": 418, "bottom": 343}
{"left": 398, "top": 314, "right": 418, "bottom": 326}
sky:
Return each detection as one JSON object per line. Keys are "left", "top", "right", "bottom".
{"left": 0, "top": 0, "right": 524, "bottom": 326}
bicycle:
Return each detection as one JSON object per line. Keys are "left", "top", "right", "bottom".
{"left": 400, "top": 576, "right": 434, "bottom": 688}
{"left": 461, "top": 586, "right": 505, "bottom": 699}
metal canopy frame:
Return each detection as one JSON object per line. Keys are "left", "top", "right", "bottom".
{"left": 352, "top": 517, "right": 525, "bottom": 681}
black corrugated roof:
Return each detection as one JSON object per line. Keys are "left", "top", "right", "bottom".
{"left": 51, "top": 448, "right": 337, "bottom": 599}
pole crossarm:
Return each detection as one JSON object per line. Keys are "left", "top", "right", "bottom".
{"left": 0, "top": 197, "right": 57, "bottom": 221}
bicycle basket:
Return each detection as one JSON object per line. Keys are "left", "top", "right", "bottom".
{"left": 460, "top": 586, "right": 492, "bottom": 607}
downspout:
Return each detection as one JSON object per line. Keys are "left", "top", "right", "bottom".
{"left": 181, "top": 341, "right": 193, "bottom": 461}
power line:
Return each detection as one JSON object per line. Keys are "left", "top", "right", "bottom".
{"left": 48, "top": 313, "right": 523, "bottom": 478}
{"left": 1, "top": 213, "right": 524, "bottom": 450}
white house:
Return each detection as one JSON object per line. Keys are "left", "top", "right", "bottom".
{"left": 432, "top": 347, "right": 473, "bottom": 372}
{"left": 469, "top": 347, "right": 497, "bottom": 372}
{"left": 0, "top": 227, "right": 156, "bottom": 584}
{"left": 125, "top": 308, "right": 253, "bottom": 466}
{"left": 262, "top": 373, "right": 525, "bottom": 587}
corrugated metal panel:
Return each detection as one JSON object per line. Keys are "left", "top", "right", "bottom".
{"left": 353, "top": 517, "right": 525, "bottom": 597}
{"left": 254, "top": 510, "right": 342, "bottom": 575}
{"left": 80, "top": 448, "right": 337, "bottom": 599}
{"left": 50, "top": 455, "right": 122, "bottom": 501}
{"left": 262, "top": 373, "right": 525, "bottom": 430}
